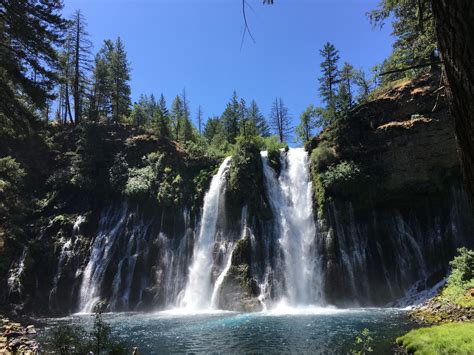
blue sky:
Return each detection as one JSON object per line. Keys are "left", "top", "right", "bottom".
{"left": 63, "top": 0, "right": 393, "bottom": 140}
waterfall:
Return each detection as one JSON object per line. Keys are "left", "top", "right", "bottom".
{"left": 261, "top": 148, "right": 324, "bottom": 306}
{"left": 179, "top": 157, "right": 232, "bottom": 310}
{"left": 78, "top": 204, "right": 129, "bottom": 313}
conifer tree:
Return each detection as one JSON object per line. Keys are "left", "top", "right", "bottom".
{"left": 295, "top": 105, "right": 315, "bottom": 143}
{"left": 179, "top": 89, "right": 193, "bottom": 143}
{"left": 152, "top": 94, "right": 171, "bottom": 139}
{"left": 196, "top": 106, "right": 203, "bottom": 135}
{"left": 270, "top": 97, "right": 292, "bottom": 143}
{"left": 248, "top": 100, "right": 270, "bottom": 137}
{"left": 69, "top": 9, "right": 92, "bottom": 124}
{"left": 369, "top": 0, "right": 437, "bottom": 82}
{"left": 318, "top": 42, "right": 340, "bottom": 113}
{"left": 171, "top": 95, "right": 184, "bottom": 141}
{"left": 221, "top": 91, "right": 241, "bottom": 144}
{"left": 0, "top": 0, "right": 66, "bottom": 134}
{"left": 109, "top": 37, "right": 131, "bottom": 122}
{"left": 89, "top": 42, "right": 113, "bottom": 121}
{"left": 339, "top": 62, "right": 354, "bottom": 106}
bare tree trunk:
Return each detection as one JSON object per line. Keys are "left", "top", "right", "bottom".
{"left": 73, "top": 13, "right": 80, "bottom": 125}
{"left": 431, "top": 0, "right": 474, "bottom": 207}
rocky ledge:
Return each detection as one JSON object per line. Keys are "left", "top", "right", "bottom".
{"left": 0, "top": 315, "right": 39, "bottom": 354}
{"left": 409, "top": 288, "right": 474, "bottom": 324}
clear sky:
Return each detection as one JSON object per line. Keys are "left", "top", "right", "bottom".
{"left": 63, "top": 0, "right": 394, "bottom": 141}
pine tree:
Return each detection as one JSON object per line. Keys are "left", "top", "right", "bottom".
{"left": 221, "top": 91, "right": 241, "bottom": 144}
{"left": 239, "top": 98, "right": 250, "bottom": 138}
{"left": 369, "top": 0, "right": 437, "bottom": 82}
{"left": 203, "top": 117, "right": 223, "bottom": 143}
{"left": 248, "top": 100, "right": 270, "bottom": 137}
{"left": 353, "top": 68, "right": 373, "bottom": 102}
{"left": 0, "top": 0, "right": 66, "bottom": 134}
{"left": 295, "top": 105, "right": 315, "bottom": 143}
{"left": 89, "top": 42, "right": 113, "bottom": 121}
{"left": 340, "top": 62, "right": 354, "bottom": 106}
{"left": 110, "top": 37, "right": 131, "bottom": 123}
{"left": 57, "top": 39, "right": 74, "bottom": 124}
{"left": 171, "top": 95, "right": 184, "bottom": 141}
{"left": 152, "top": 94, "right": 171, "bottom": 139}
{"left": 318, "top": 42, "right": 340, "bottom": 112}
{"left": 180, "top": 89, "right": 193, "bottom": 143}
{"left": 69, "top": 10, "right": 92, "bottom": 124}
{"left": 270, "top": 97, "right": 292, "bottom": 143}
{"left": 335, "top": 81, "right": 352, "bottom": 121}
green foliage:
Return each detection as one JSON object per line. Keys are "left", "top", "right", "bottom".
{"left": 227, "top": 138, "right": 269, "bottom": 219}
{"left": 295, "top": 105, "right": 316, "bottom": 144}
{"left": 369, "top": 0, "right": 437, "bottom": 84}
{"left": 109, "top": 153, "right": 129, "bottom": 193}
{"left": 222, "top": 91, "right": 242, "bottom": 144}
{"left": 319, "top": 42, "right": 340, "bottom": 113}
{"left": 50, "top": 325, "right": 89, "bottom": 355}
{"left": 71, "top": 123, "right": 114, "bottom": 195}
{"left": 321, "top": 161, "right": 362, "bottom": 192}
{"left": 124, "top": 152, "right": 164, "bottom": 199}
{"left": 396, "top": 323, "right": 474, "bottom": 355}
{"left": 350, "top": 328, "right": 373, "bottom": 355}
{"left": 0, "top": 0, "right": 66, "bottom": 135}
{"left": 48, "top": 313, "right": 128, "bottom": 354}
{"left": 156, "top": 167, "right": 183, "bottom": 206}
{"left": 0, "top": 156, "right": 27, "bottom": 231}
{"left": 440, "top": 248, "right": 474, "bottom": 307}
{"left": 311, "top": 141, "right": 337, "bottom": 172}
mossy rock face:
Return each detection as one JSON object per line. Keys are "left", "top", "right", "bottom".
{"left": 216, "top": 236, "right": 262, "bottom": 312}
{"left": 226, "top": 141, "right": 272, "bottom": 225}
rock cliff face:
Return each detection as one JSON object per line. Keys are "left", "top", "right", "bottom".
{"left": 310, "top": 74, "right": 474, "bottom": 306}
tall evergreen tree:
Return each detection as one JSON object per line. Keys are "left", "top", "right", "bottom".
{"left": 180, "top": 89, "right": 193, "bottom": 143}
{"left": 57, "top": 36, "right": 74, "bottom": 124}
{"left": 247, "top": 100, "right": 270, "bottom": 137}
{"left": 109, "top": 37, "right": 131, "bottom": 122}
{"left": 170, "top": 95, "right": 183, "bottom": 141}
{"left": 0, "top": 0, "right": 66, "bottom": 134}
{"left": 270, "top": 97, "right": 292, "bottom": 143}
{"left": 369, "top": 0, "right": 437, "bottom": 83}
{"left": 318, "top": 42, "right": 340, "bottom": 112}
{"left": 69, "top": 9, "right": 92, "bottom": 124}
{"left": 339, "top": 62, "right": 354, "bottom": 106}
{"left": 203, "top": 117, "right": 223, "bottom": 144}
{"left": 221, "top": 91, "right": 241, "bottom": 144}
{"left": 154, "top": 94, "right": 171, "bottom": 139}
{"left": 89, "top": 42, "right": 113, "bottom": 121}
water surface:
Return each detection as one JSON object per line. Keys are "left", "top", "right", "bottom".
{"left": 39, "top": 308, "right": 414, "bottom": 354}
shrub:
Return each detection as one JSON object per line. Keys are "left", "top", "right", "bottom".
{"left": 109, "top": 153, "right": 129, "bottom": 193}
{"left": 310, "top": 141, "right": 337, "bottom": 172}
{"left": 321, "top": 161, "right": 363, "bottom": 193}
{"left": 441, "top": 247, "right": 474, "bottom": 306}
{"left": 48, "top": 312, "right": 128, "bottom": 354}
{"left": 124, "top": 152, "right": 164, "bottom": 199}
{"left": 350, "top": 328, "right": 373, "bottom": 355}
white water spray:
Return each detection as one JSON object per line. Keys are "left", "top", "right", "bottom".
{"left": 261, "top": 148, "right": 324, "bottom": 307}
{"left": 179, "top": 157, "right": 232, "bottom": 310}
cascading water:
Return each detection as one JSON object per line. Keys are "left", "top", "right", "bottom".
{"left": 179, "top": 157, "right": 232, "bottom": 310}
{"left": 261, "top": 148, "right": 324, "bottom": 307}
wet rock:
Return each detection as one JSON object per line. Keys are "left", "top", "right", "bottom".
{"left": 0, "top": 314, "right": 39, "bottom": 354}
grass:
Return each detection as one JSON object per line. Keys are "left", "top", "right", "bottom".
{"left": 396, "top": 323, "right": 474, "bottom": 355}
